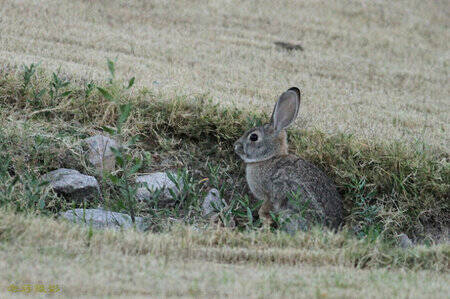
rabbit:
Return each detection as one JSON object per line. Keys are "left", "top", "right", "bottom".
{"left": 234, "top": 87, "right": 343, "bottom": 229}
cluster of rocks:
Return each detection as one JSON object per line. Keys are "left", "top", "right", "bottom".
{"left": 43, "top": 135, "right": 224, "bottom": 231}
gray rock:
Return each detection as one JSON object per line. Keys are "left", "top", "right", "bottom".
{"left": 61, "top": 208, "right": 145, "bottom": 231}
{"left": 202, "top": 188, "right": 224, "bottom": 217}
{"left": 83, "top": 135, "right": 118, "bottom": 172}
{"left": 43, "top": 168, "right": 100, "bottom": 202}
{"left": 398, "top": 233, "right": 413, "bottom": 249}
{"left": 135, "top": 172, "right": 183, "bottom": 202}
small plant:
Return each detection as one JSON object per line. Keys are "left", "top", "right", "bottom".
{"left": 167, "top": 169, "right": 202, "bottom": 218}
{"left": 98, "top": 60, "right": 141, "bottom": 223}
{"left": 347, "top": 177, "right": 383, "bottom": 239}
{"left": 106, "top": 58, "right": 135, "bottom": 88}
{"left": 28, "top": 87, "right": 47, "bottom": 108}
{"left": 102, "top": 101, "right": 142, "bottom": 223}
{"left": 234, "top": 194, "right": 256, "bottom": 228}
{"left": 48, "top": 70, "right": 71, "bottom": 104}
{"left": 125, "top": 76, "right": 135, "bottom": 90}
{"left": 21, "top": 62, "right": 39, "bottom": 95}
{"left": 85, "top": 223, "right": 94, "bottom": 248}
{"left": 269, "top": 210, "right": 287, "bottom": 229}
{"left": 205, "top": 162, "right": 229, "bottom": 193}
{"left": 0, "top": 153, "right": 19, "bottom": 207}
{"left": 0, "top": 157, "right": 52, "bottom": 214}
{"left": 108, "top": 140, "right": 142, "bottom": 223}
{"left": 21, "top": 172, "right": 51, "bottom": 213}
{"left": 84, "top": 80, "right": 96, "bottom": 97}
{"left": 216, "top": 205, "right": 236, "bottom": 228}
{"left": 107, "top": 58, "right": 116, "bottom": 84}
{"left": 222, "top": 194, "right": 260, "bottom": 229}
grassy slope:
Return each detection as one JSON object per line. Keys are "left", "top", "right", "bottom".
{"left": 0, "top": 0, "right": 448, "bottom": 151}
{"left": 0, "top": 70, "right": 448, "bottom": 240}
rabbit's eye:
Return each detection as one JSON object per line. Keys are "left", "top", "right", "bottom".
{"left": 249, "top": 133, "right": 258, "bottom": 141}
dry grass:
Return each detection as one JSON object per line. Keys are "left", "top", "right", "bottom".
{"left": 0, "top": 209, "right": 449, "bottom": 298}
{"left": 0, "top": 66, "right": 445, "bottom": 298}
{"left": 1, "top": 0, "right": 449, "bottom": 152}
{"left": 0, "top": 1, "right": 449, "bottom": 297}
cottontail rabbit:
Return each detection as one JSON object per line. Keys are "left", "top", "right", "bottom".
{"left": 234, "top": 87, "right": 343, "bottom": 229}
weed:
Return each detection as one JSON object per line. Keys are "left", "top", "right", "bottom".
{"left": 167, "top": 169, "right": 202, "bottom": 218}
{"left": 102, "top": 126, "right": 142, "bottom": 223}
{"left": 125, "top": 76, "right": 135, "bottom": 90}
{"left": 0, "top": 149, "right": 53, "bottom": 214}
{"left": 21, "top": 62, "right": 39, "bottom": 95}
{"left": 347, "top": 177, "right": 382, "bottom": 239}
{"left": 0, "top": 152, "right": 19, "bottom": 207}
{"left": 28, "top": 87, "right": 47, "bottom": 108}
{"left": 48, "top": 69, "right": 71, "bottom": 104}
{"left": 97, "top": 60, "right": 143, "bottom": 224}
{"left": 86, "top": 224, "right": 94, "bottom": 247}
{"left": 232, "top": 194, "right": 259, "bottom": 228}
{"left": 21, "top": 172, "right": 51, "bottom": 213}
{"left": 107, "top": 143, "right": 142, "bottom": 223}
{"left": 215, "top": 194, "right": 260, "bottom": 229}
{"left": 206, "top": 162, "right": 222, "bottom": 189}
{"left": 107, "top": 57, "right": 116, "bottom": 84}
{"left": 83, "top": 80, "right": 96, "bottom": 97}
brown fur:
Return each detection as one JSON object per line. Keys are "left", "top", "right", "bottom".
{"left": 235, "top": 88, "right": 343, "bottom": 229}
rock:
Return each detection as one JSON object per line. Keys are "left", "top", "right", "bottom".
{"left": 83, "top": 135, "right": 118, "bottom": 172}
{"left": 43, "top": 168, "right": 100, "bottom": 202}
{"left": 135, "top": 172, "right": 183, "bottom": 202}
{"left": 61, "top": 208, "right": 145, "bottom": 231}
{"left": 398, "top": 233, "right": 413, "bottom": 249}
{"left": 202, "top": 188, "right": 224, "bottom": 217}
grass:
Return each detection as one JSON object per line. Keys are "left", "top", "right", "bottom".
{"left": 0, "top": 1, "right": 449, "bottom": 296}
{"left": 1, "top": 0, "right": 448, "bottom": 152}
{"left": 0, "top": 36, "right": 449, "bottom": 299}
{"left": 0, "top": 209, "right": 449, "bottom": 297}
{"left": 0, "top": 66, "right": 448, "bottom": 241}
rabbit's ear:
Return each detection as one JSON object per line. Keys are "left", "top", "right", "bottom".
{"left": 270, "top": 87, "right": 301, "bottom": 132}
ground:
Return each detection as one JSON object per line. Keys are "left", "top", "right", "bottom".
{"left": 0, "top": 0, "right": 449, "bottom": 298}
{"left": 1, "top": 211, "right": 449, "bottom": 298}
